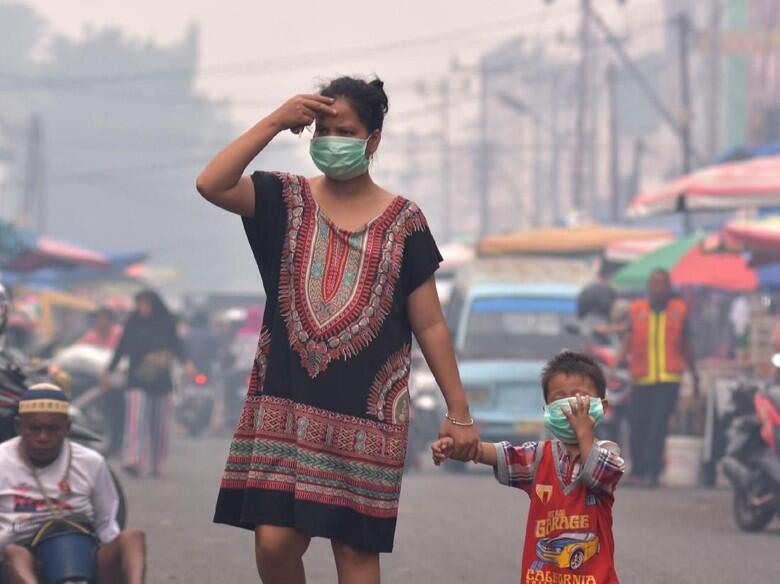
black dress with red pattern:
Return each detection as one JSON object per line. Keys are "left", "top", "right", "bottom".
{"left": 213, "top": 172, "right": 442, "bottom": 552}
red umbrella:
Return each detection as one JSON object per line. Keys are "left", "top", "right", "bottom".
{"left": 628, "top": 155, "right": 780, "bottom": 218}
{"left": 613, "top": 234, "right": 758, "bottom": 292}
{"left": 671, "top": 244, "right": 758, "bottom": 292}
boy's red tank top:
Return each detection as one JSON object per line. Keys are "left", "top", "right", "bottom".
{"left": 521, "top": 441, "right": 619, "bottom": 584}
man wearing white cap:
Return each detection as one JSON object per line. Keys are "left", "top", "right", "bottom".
{"left": 0, "top": 384, "right": 146, "bottom": 584}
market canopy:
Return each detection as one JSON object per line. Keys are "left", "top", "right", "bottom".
{"left": 612, "top": 233, "right": 758, "bottom": 292}
{"left": 0, "top": 221, "right": 109, "bottom": 272}
{"left": 478, "top": 225, "right": 670, "bottom": 257}
{"left": 628, "top": 155, "right": 780, "bottom": 218}
{"left": 721, "top": 215, "right": 780, "bottom": 261}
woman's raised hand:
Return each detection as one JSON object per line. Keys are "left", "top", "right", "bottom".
{"left": 268, "top": 94, "right": 337, "bottom": 133}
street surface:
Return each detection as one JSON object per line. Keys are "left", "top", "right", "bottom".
{"left": 121, "top": 435, "right": 778, "bottom": 583}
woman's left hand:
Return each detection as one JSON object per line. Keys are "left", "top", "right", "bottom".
{"left": 438, "top": 419, "right": 480, "bottom": 462}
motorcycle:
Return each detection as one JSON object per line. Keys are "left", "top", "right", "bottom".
{"left": 721, "top": 367, "right": 780, "bottom": 532}
{"left": 722, "top": 382, "right": 780, "bottom": 531}
{"left": 174, "top": 371, "right": 216, "bottom": 437}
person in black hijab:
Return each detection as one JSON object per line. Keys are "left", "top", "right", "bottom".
{"left": 102, "top": 290, "right": 193, "bottom": 477}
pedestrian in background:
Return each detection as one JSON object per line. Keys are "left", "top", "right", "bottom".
{"left": 79, "top": 307, "right": 123, "bottom": 350}
{"left": 102, "top": 290, "right": 193, "bottom": 478}
{"left": 617, "top": 269, "right": 698, "bottom": 487}
{"left": 80, "top": 307, "right": 125, "bottom": 455}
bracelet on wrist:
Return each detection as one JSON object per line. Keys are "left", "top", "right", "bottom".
{"left": 445, "top": 413, "right": 475, "bottom": 427}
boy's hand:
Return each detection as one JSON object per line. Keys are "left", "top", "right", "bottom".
{"left": 562, "top": 394, "right": 596, "bottom": 440}
{"left": 431, "top": 437, "right": 455, "bottom": 466}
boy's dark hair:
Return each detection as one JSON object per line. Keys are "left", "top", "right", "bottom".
{"left": 541, "top": 351, "right": 607, "bottom": 401}
{"left": 320, "top": 76, "right": 389, "bottom": 133}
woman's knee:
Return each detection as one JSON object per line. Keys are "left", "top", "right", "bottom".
{"left": 331, "top": 541, "right": 379, "bottom": 567}
{"left": 254, "top": 526, "right": 310, "bottom": 567}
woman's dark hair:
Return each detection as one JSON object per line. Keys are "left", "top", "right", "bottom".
{"left": 541, "top": 351, "right": 607, "bottom": 401}
{"left": 320, "top": 76, "right": 389, "bottom": 133}
{"left": 134, "top": 289, "right": 174, "bottom": 324}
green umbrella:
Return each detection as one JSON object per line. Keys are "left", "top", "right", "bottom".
{"left": 612, "top": 233, "right": 704, "bottom": 290}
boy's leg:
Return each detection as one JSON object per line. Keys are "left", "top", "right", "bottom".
{"left": 645, "top": 384, "right": 680, "bottom": 484}
{"left": 628, "top": 386, "right": 652, "bottom": 479}
{"left": 331, "top": 541, "right": 380, "bottom": 584}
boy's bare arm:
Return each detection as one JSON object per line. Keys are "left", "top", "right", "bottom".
{"left": 476, "top": 442, "right": 498, "bottom": 466}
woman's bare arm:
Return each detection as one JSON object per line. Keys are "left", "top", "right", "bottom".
{"left": 196, "top": 94, "right": 336, "bottom": 217}
{"left": 407, "top": 277, "right": 479, "bottom": 461}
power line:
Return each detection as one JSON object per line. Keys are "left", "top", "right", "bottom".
{"left": 0, "top": 5, "right": 583, "bottom": 91}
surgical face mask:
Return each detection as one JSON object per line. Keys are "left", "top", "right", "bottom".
{"left": 309, "top": 136, "right": 371, "bottom": 181}
{"left": 543, "top": 396, "right": 604, "bottom": 444}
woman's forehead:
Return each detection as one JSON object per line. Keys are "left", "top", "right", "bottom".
{"left": 316, "top": 98, "right": 362, "bottom": 126}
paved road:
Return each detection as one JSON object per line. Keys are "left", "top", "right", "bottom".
{"left": 120, "top": 435, "right": 778, "bottom": 583}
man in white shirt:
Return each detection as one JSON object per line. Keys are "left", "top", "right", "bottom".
{"left": 1, "top": 384, "right": 145, "bottom": 584}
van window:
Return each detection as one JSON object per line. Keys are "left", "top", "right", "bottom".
{"left": 460, "top": 296, "right": 582, "bottom": 360}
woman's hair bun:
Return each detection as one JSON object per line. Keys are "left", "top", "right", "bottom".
{"left": 369, "top": 77, "right": 389, "bottom": 113}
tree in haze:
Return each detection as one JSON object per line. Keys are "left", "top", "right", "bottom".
{"left": 0, "top": 2, "right": 295, "bottom": 293}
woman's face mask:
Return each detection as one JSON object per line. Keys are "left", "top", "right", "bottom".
{"left": 543, "top": 396, "right": 605, "bottom": 444}
{"left": 309, "top": 136, "right": 371, "bottom": 181}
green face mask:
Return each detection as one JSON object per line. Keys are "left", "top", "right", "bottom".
{"left": 309, "top": 136, "right": 371, "bottom": 181}
{"left": 543, "top": 396, "right": 604, "bottom": 444}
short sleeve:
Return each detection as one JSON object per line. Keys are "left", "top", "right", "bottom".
{"left": 243, "top": 171, "right": 286, "bottom": 284}
{"left": 401, "top": 215, "right": 443, "bottom": 296}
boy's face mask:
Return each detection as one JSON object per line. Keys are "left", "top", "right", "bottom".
{"left": 309, "top": 136, "right": 371, "bottom": 181}
{"left": 543, "top": 396, "right": 605, "bottom": 444}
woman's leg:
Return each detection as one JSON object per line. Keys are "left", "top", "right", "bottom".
{"left": 149, "top": 393, "right": 172, "bottom": 476}
{"left": 254, "top": 525, "right": 310, "bottom": 584}
{"left": 331, "top": 541, "right": 380, "bottom": 584}
{"left": 123, "top": 389, "right": 147, "bottom": 474}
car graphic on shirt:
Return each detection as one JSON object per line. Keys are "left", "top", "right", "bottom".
{"left": 535, "top": 531, "right": 600, "bottom": 570}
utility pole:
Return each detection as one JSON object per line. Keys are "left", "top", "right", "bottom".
{"left": 572, "top": 0, "right": 592, "bottom": 215}
{"left": 549, "top": 72, "right": 561, "bottom": 224}
{"left": 22, "top": 114, "right": 45, "bottom": 233}
{"left": 477, "top": 72, "right": 491, "bottom": 237}
{"left": 439, "top": 78, "right": 452, "bottom": 243}
{"left": 678, "top": 13, "right": 693, "bottom": 233}
{"left": 678, "top": 13, "right": 693, "bottom": 175}
{"left": 707, "top": 0, "right": 722, "bottom": 159}
{"left": 607, "top": 63, "right": 621, "bottom": 223}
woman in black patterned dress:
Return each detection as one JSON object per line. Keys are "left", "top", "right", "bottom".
{"left": 197, "top": 76, "right": 478, "bottom": 584}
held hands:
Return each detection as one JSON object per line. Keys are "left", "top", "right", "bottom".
{"left": 431, "top": 437, "right": 454, "bottom": 466}
{"left": 561, "top": 394, "right": 596, "bottom": 440}
{"left": 268, "top": 94, "right": 337, "bottom": 134}
{"left": 437, "top": 417, "right": 480, "bottom": 462}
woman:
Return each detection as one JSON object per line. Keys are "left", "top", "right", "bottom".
{"left": 102, "top": 290, "right": 192, "bottom": 478}
{"left": 197, "top": 76, "right": 478, "bottom": 584}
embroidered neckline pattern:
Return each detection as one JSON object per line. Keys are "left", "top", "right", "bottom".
{"left": 276, "top": 173, "right": 426, "bottom": 378}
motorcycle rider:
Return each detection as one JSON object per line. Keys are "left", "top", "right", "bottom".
{"left": 0, "top": 383, "right": 146, "bottom": 583}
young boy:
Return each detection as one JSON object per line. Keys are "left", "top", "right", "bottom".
{"left": 433, "top": 351, "right": 625, "bottom": 584}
